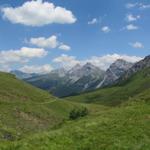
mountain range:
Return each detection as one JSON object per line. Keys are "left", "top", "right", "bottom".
{"left": 66, "top": 55, "right": 150, "bottom": 105}
{"left": 11, "top": 59, "right": 135, "bottom": 97}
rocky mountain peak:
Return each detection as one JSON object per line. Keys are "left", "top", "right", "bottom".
{"left": 83, "top": 62, "right": 94, "bottom": 67}
{"left": 67, "top": 62, "right": 105, "bottom": 84}
{"left": 82, "top": 62, "right": 98, "bottom": 71}
{"left": 144, "top": 55, "right": 150, "bottom": 60}
{"left": 110, "top": 59, "right": 133, "bottom": 69}
{"left": 97, "top": 59, "right": 133, "bottom": 88}
{"left": 119, "top": 55, "right": 150, "bottom": 81}
{"left": 67, "top": 64, "right": 82, "bottom": 75}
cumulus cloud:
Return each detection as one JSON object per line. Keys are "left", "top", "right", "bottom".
{"left": 58, "top": 44, "right": 71, "bottom": 51}
{"left": 83, "top": 54, "right": 142, "bottom": 70}
{"left": 19, "top": 64, "right": 53, "bottom": 74}
{"left": 1, "top": 53, "right": 142, "bottom": 73}
{"left": 129, "top": 42, "right": 144, "bottom": 49}
{"left": 126, "top": 24, "right": 139, "bottom": 30}
{"left": 29, "top": 35, "right": 58, "bottom": 48}
{"left": 0, "top": 47, "right": 47, "bottom": 66}
{"left": 126, "top": 14, "right": 140, "bottom": 22}
{"left": 101, "top": 26, "right": 111, "bottom": 33}
{"left": 88, "top": 18, "right": 98, "bottom": 25}
{"left": 1, "top": 0, "right": 77, "bottom": 26}
{"left": 29, "top": 35, "right": 71, "bottom": 51}
{"left": 53, "top": 54, "right": 142, "bottom": 70}
{"left": 53, "top": 54, "right": 80, "bottom": 69}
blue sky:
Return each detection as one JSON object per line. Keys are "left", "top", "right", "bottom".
{"left": 0, "top": 0, "right": 149, "bottom": 73}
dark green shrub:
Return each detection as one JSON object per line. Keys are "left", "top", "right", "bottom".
{"left": 69, "top": 107, "right": 88, "bottom": 120}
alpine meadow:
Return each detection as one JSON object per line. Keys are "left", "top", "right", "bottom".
{"left": 0, "top": 0, "right": 149, "bottom": 150}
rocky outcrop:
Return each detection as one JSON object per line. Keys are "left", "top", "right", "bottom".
{"left": 97, "top": 59, "right": 133, "bottom": 88}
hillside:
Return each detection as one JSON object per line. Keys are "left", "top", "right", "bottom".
{"left": 0, "top": 92, "right": 149, "bottom": 150}
{"left": 0, "top": 64, "right": 150, "bottom": 150}
{"left": 1, "top": 59, "right": 150, "bottom": 149}
{"left": 65, "top": 67, "right": 150, "bottom": 106}
{"left": 0, "top": 72, "right": 82, "bottom": 140}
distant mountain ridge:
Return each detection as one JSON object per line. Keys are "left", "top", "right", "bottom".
{"left": 11, "top": 58, "right": 140, "bottom": 97}
{"left": 21, "top": 62, "right": 105, "bottom": 97}
{"left": 10, "top": 70, "right": 38, "bottom": 79}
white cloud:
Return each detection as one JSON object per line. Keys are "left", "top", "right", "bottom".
{"left": 53, "top": 54, "right": 80, "bottom": 69}
{"left": 126, "top": 2, "right": 150, "bottom": 10}
{"left": 0, "top": 52, "right": 142, "bottom": 73}
{"left": 83, "top": 54, "right": 142, "bottom": 70}
{"left": 53, "top": 54, "right": 142, "bottom": 70}
{"left": 58, "top": 44, "right": 71, "bottom": 51}
{"left": 0, "top": 47, "right": 47, "bottom": 66}
{"left": 29, "top": 35, "right": 58, "bottom": 48}
{"left": 126, "top": 3, "right": 138, "bottom": 9}
{"left": 126, "top": 24, "right": 139, "bottom": 30}
{"left": 140, "top": 4, "right": 150, "bottom": 9}
{"left": 19, "top": 64, "right": 53, "bottom": 74}
{"left": 1, "top": 0, "right": 76, "bottom": 26}
{"left": 126, "top": 14, "right": 140, "bottom": 22}
{"left": 129, "top": 42, "right": 144, "bottom": 49}
{"left": 17, "top": 47, "right": 47, "bottom": 58}
{"left": 29, "top": 35, "right": 71, "bottom": 51}
{"left": 88, "top": 18, "right": 98, "bottom": 25}
{"left": 101, "top": 26, "right": 111, "bottom": 33}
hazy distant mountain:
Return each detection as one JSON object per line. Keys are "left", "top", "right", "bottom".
{"left": 25, "top": 63, "right": 105, "bottom": 97}
{"left": 97, "top": 59, "right": 133, "bottom": 88}
{"left": 10, "top": 70, "right": 38, "bottom": 79}
{"left": 13, "top": 58, "right": 143, "bottom": 97}
{"left": 11, "top": 59, "right": 137, "bottom": 97}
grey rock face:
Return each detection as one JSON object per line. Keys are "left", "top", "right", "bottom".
{"left": 119, "top": 55, "right": 150, "bottom": 81}
{"left": 97, "top": 59, "right": 133, "bottom": 88}
{"left": 67, "top": 63, "right": 105, "bottom": 84}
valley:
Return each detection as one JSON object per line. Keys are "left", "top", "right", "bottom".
{"left": 0, "top": 0, "right": 149, "bottom": 149}
{"left": 0, "top": 55, "right": 149, "bottom": 150}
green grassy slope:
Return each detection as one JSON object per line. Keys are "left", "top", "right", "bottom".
{"left": 0, "top": 72, "right": 56, "bottom": 103}
{"left": 0, "top": 72, "right": 82, "bottom": 140}
{"left": 65, "top": 67, "right": 150, "bottom": 106}
{"left": 0, "top": 92, "right": 149, "bottom": 150}
{"left": 0, "top": 67, "right": 150, "bottom": 150}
